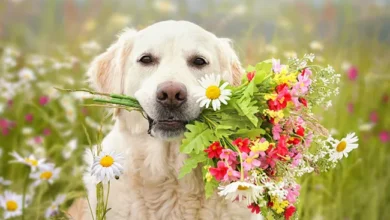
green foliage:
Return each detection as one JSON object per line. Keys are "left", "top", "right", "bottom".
{"left": 178, "top": 152, "right": 208, "bottom": 179}
{"left": 204, "top": 178, "right": 219, "bottom": 199}
{"left": 180, "top": 122, "right": 215, "bottom": 154}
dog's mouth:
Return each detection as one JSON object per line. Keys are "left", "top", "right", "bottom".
{"left": 147, "top": 115, "right": 188, "bottom": 138}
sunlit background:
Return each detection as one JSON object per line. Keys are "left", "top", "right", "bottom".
{"left": 0, "top": 0, "right": 389, "bottom": 219}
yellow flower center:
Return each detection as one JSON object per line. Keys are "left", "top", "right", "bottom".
{"left": 40, "top": 171, "right": 53, "bottom": 180}
{"left": 205, "top": 86, "right": 221, "bottom": 100}
{"left": 6, "top": 200, "right": 18, "bottom": 211}
{"left": 336, "top": 141, "right": 347, "bottom": 152}
{"left": 246, "top": 158, "right": 254, "bottom": 164}
{"left": 237, "top": 185, "right": 249, "bottom": 190}
{"left": 300, "top": 82, "right": 305, "bottom": 88}
{"left": 100, "top": 155, "right": 114, "bottom": 167}
{"left": 25, "top": 158, "right": 38, "bottom": 166}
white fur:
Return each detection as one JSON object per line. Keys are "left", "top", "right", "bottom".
{"left": 80, "top": 20, "right": 262, "bottom": 220}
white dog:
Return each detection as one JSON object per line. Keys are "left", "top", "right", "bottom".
{"left": 78, "top": 20, "right": 262, "bottom": 220}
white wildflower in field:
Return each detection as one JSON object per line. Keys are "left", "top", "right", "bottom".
{"left": 310, "top": 41, "right": 324, "bottom": 51}
{"left": 21, "top": 127, "right": 34, "bottom": 135}
{"left": 44, "top": 194, "right": 66, "bottom": 218}
{"left": 62, "top": 139, "right": 78, "bottom": 159}
{"left": 153, "top": 0, "right": 177, "bottom": 13}
{"left": 18, "top": 67, "right": 36, "bottom": 82}
{"left": 91, "top": 151, "right": 124, "bottom": 183}
{"left": 0, "top": 191, "right": 23, "bottom": 219}
{"left": 0, "top": 177, "right": 12, "bottom": 186}
{"left": 9, "top": 151, "right": 51, "bottom": 172}
{"left": 265, "top": 44, "right": 278, "bottom": 54}
{"left": 30, "top": 164, "right": 60, "bottom": 187}
{"left": 328, "top": 133, "right": 359, "bottom": 161}
{"left": 283, "top": 51, "right": 297, "bottom": 59}
{"left": 80, "top": 41, "right": 102, "bottom": 55}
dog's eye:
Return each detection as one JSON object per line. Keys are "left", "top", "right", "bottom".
{"left": 192, "top": 57, "right": 208, "bottom": 67}
{"left": 139, "top": 55, "right": 154, "bottom": 64}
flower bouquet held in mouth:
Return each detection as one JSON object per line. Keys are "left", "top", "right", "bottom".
{"left": 61, "top": 54, "right": 359, "bottom": 220}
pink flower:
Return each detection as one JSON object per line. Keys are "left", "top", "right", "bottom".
{"left": 347, "top": 66, "right": 358, "bottom": 81}
{"left": 1, "top": 128, "right": 9, "bottom": 136}
{"left": 301, "top": 68, "right": 312, "bottom": 77}
{"left": 272, "top": 59, "right": 282, "bottom": 73}
{"left": 304, "top": 132, "right": 313, "bottom": 148}
{"left": 272, "top": 124, "right": 282, "bottom": 140}
{"left": 286, "top": 184, "right": 301, "bottom": 204}
{"left": 39, "top": 96, "right": 50, "bottom": 106}
{"left": 290, "top": 153, "right": 302, "bottom": 168}
{"left": 223, "top": 167, "right": 241, "bottom": 181}
{"left": 379, "top": 131, "right": 389, "bottom": 143}
{"left": 383, "top": 94, "right": 389, "bottom": 103}
{"left": 34, "top": 136, "right": 43, "bottom": 144}
{"left": 241, "top": 152, "right": 261, "bottom": 171}
{"left": 293, "top": 74, "right": 311, "bottom": 95}
{"left": 0, "top": 118, "right": 8, "bottom": 129}
{"left": 7, "top": 99, "right": 13, "bottom": 107}
{"left": 347, "top": 103, "right": 354, "bottom": 113}
{"left": 370, "top": 111, "right": 378, "bottom": 123}
{"left": 220, "top": 149, "right": 238, "bottom": 164}
{"left": 25, "top": 113, "right": 34, "bottom": 123}
{"left": 43, "top": 128, "right": 51, "bottom": 136}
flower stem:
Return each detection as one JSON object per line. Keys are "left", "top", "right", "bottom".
{"left": 21, "top": 168, "right": 30, "bottom": 220}
{"left": 96, "top": 182, "right": 105, "bottom": 220}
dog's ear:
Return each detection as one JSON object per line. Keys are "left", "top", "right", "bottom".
{"left": 88, "top": 28, "right": 137, "bottom": 94}
{"left": 218, "top": 38, "right": 245, "bottom": 86}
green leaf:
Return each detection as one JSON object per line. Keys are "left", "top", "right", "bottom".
{"left": 205, "top": 178, "right": 219, "bottom": 199}
{"left": 241, "top": 80, "right": 256, "bottom": 100}
{"left": 180, "top": 121, "right": 215, "bottom": 154}
{"left": 253, "top": 61, "right": 272, "bottom": 84}
{"left": 234, "top": 128, "right": 265, "bottom": 139}
{"left": 234, "top": 98, "right": 259, "bottom": 126}
{"left": 178, "top": 153, "right": 208, "bottom": 179}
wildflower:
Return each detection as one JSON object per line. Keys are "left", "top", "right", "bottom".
{"left": 347, "top": 102, "right": 354, "bottom": 113}
{"left": 25, "top": 113, "right": 34, "bottom": 123}
{"left": 328, "top": 133, "right": 359, "bottom": 161}
{"left": 251, "top": 138, "right": 269, "bottom": 152}
{"left": 39, "top": 95, "right": 50, "bottom": 106}
{"left": 18, "top": 68, "right": 36, "bottom": 82}
{"left": 247, "top": 203, "right": 261, "bottom": 214}
{"left": 369, "top": 111, "right": 378, "bottom": 123}
{"left": 9, "top": 151, "right": 51, "bottom": 172}
{"left": 298, "top": 97, "right": 307, "bottom": 107}
{"left": 42, "top": 128, "right": 51, "bottom": 136}
{"left": 0, "top": 177, "right": 12, "bottom": 186}
{"left": 30, "top": 164, "right": 60, "bottom": 187}
{"left": 247, "top": 71, "right": 255, "bottom": 82}
{"left": 379, "top": 131, "right": 389, "bottom": 143}
{"left": 153, "top": 0, "right": 177, "bottom": 13}
{"left": 271, "top": 197, "right": 289, "bottom": 214}
{"left": 232, "top": 137, "right": 251, "bottom": 153}
{"left": 91, "top": 151, "right": 124, "bottom": 183}
{"left": 241, "top": 152, "right": 261, "bottom": 171}
{"left": 265, "top": 45, "right": 278, "bottom": 54}
{"left": 220, "top": 149, "right": 238, "bottom": 164}
{"left": 267, "top": 84, "right": 292, "bottom": 111}
{"left": 80, "top": 41, "right": 101, "bottom": 55}
{"left": 347, "top": 66, "right": 358, "bottom": 81}
{"left": 218, "top": 181, "right": 264, "bottom": 205}
{"left": 295, "top": 126, "right": 305, "bottom": 137}
{"left": 0, "top": 191, "right": 23, "bottom": 219}
{"left": 223, "top": 167, "right": 241, "bottom": 181}
{"left": 195, "top": 74, "right": 231, "bottom": 111}
{"left": 293, "top": 73, "right": 311, "bottom": 95}
{"left": 309, "top": 41, "right": 324, "bottom": 51}
{"left": 286, "top": 184, "right": 301, "bottom": 203}
{"left": 62, "top": 139, "right": 78, "bottom": 159}
{"left": 209, "top": 161, "right": 228, "bottom": 181}
{"left": 272, "top": 59, "right": 282, "bottom": 73}
{"left": 45, "top": 194, "right": 66, "bottom": 218}
{"left": 272, "top": 124, "right": 282, "bottom": 140}
{"left": 204, "top": 141, "right": 223, "bottom": 159}
{"left": 284, "top": 206, "right": 296, "bottom": 220}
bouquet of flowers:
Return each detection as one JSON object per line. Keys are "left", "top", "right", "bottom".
{"left": 70, "top": 54, "right": 358, "bottom": 220}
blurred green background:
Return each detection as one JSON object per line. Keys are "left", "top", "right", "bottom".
{"left": 0, "top": 0, "right": 389, "bottom": 219}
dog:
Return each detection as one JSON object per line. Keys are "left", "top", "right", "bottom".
{"left": 78, "top": 20, "right": 262, "bottom": 220}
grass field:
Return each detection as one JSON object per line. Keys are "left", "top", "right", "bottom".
{"left": 0, "top": 1, "right": 389, "bottom": 219}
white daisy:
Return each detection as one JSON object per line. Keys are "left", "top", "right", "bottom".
{"left": 18, "top": 67, "right": 36, "bottom": 82}
{"left": 0, "top": 177, "right": 12, "bottom": 186}
{"left": 30, "top": 164, "right": 60, "bottom": 187}
{"left": 9, "top": 151, "right": 51, "bottom": 172}
{"left": 45, "top": 194, "right": 66, "bottom": 218}
{"left": 328, "top": 133, "right": 359, "bottom": 161}
{"left": 91, "top": 151, "right": 124, "bottom": 183}
{"left": 218, "top": 181, "right": 264, "bottom": 205}
{"left": 0, "top": 191, "right": 23, "bottom": 219}
{"left": 195, "top": 74, "right": 231, "bottom": 111}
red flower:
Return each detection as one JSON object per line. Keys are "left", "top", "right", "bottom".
{"left": 209, "top": 161, "right": 228, "bottom": 181}
{"left": 247, "top": 203, "right": 261, "bottom": 214}
{"left": 204, "top": 141, "right": 223, "bottom": 159}
{"left": 276, "top": 135, "right": 289, "bottom": 157}
{"left": 287, "top": 137, "right": 300, "bottom": 145}
{"left": 247, "top": 71, "right": 255, "bottom": 82}
{"left": 284, "top": 206, "right": 296, "bottom": 220}
{"left": 25, "top": 113, "right": 34, "bottom": 123}
{"left": 232, "top": 137, "right": 251, "bottom": 153}
{"left": 39, "top": 96, "right": 50, "bottom": 106}
{"left": 296, "top": 126, "right": 305, "bottom": 137}
{"left": 267, "top": 84, "right": 292, "bottom": 111}
{"left": 298, "top": 97, "right": 307, "bottom": 107}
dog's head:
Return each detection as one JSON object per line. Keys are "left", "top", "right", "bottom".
{"left": 88, "top": 20, "right": 244, "bottom": 140}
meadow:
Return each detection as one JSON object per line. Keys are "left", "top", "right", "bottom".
{"left": 0, "top": 0, "right": 389, "bottom": 219}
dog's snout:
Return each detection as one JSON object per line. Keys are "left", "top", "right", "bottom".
{"left": 156, "top": 81, "right": 187, "bottom": 107}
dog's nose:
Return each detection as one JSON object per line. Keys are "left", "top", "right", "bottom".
{"left": 156, "top": 81, "right": 187, "bottom": 107}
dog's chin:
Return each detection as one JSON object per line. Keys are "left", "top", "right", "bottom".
{"left": 148, "top": 118, "right": 187, "bottom": 140}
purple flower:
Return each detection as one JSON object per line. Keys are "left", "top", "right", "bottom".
{"left": 39, "top": 96, "right": 50, "bottom": 106}
{"left": 347, "top": 66, "right": 358, "bottom": 81}
{"left": 25, "top": 113, "right": 34, "bottom": 122}
{"left": 272, "top": 123, "right": 282, "bottom": 140}
{"left": 379, "top": 131, "right": 389, "bottom": 143}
